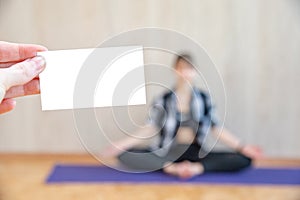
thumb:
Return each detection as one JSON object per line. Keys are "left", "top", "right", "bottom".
{"left": 0, "top": 56, "right": 46, "bottom": 90}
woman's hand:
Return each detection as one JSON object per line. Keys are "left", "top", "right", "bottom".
{"left": 0, "top": 41, "right": 47, "bottom": 114}
{"left": 240, "top": 144, "right": 263, "bottom": 159}
{"left": 100, "top": 143, "right": 125, "bottom": 158}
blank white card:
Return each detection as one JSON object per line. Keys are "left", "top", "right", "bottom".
{"left": 38, "top": 46, "right": 146, "bottom": 111}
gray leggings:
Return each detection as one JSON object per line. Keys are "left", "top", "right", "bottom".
{"left": 118, "top": 144, "right": 252, "bottom": 172}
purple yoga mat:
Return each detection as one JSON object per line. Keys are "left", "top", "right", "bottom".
{"left": 46, "top": 164, "right": 300, "bottom": 185}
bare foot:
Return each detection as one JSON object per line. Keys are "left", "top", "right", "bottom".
{"left": 177, "top": 161, "right": 204, "bottom": 179}
{"left": 163, "top": 161, "right": 204, "bottom": 179}
{"left": 163, "top": 162, "right": 179, "bottom": 176}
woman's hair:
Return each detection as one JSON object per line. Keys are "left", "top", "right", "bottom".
{"left": 174, "top": 53, "right": 194, "bottom": 68}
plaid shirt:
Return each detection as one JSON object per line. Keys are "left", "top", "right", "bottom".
{"left": 148, "top": 87, "right": 219, "bottom": 156}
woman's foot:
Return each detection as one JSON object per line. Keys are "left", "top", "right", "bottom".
{"left": 176, "top": 161, "right": 204, "bottom": 179}
{"left": 163, "top": 162, "right": 179, "bottom": 177}
{"left": 163, "top": 161, "right": 204, "bottom": 179}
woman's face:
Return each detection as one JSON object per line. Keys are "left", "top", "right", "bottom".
{"left": 175, "top": 59, "right": 196, "bottom": 82}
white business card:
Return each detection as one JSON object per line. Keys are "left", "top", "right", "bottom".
{"left": 38, "top": 46, "right": 146, "bottom": 110}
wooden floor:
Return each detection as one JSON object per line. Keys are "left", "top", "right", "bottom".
{"left": 0, "top": 154, "right": 299, "bottom": 200}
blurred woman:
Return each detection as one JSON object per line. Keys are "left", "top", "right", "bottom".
{"left": 103, "top": 54, "right": 262, "bottom": 179}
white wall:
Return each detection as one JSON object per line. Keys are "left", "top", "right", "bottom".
{"left": 0, "top": 0, "right": 299, "bottom": 157}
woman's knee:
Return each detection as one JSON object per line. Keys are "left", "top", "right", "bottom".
{"left": 236, "top": 154, "right": 252, "bottom": 169}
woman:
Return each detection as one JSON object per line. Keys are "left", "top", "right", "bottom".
{"left": 103, "top": 54, "right": 262, "bottom": 179}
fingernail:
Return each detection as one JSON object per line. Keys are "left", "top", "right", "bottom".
{"left": 0, "top": 83, "right": 5, "bottom": 103}
{"left": 31, "top": 56, "right": 46, "bottom": 68}
{"left": 11, "top": 100, "right": 16, "bottom": 107}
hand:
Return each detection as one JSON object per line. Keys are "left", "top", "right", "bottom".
{"left": 240, "top": 144, "right": 263, "bottom": 159}
{"left": 100, "top": 144, "right": 124, "bottom": 158}
{"left": 0, "top": 41, "right": 47, "bottom": 114}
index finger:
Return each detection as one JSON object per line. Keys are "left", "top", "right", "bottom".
{"left": 0, "top": 41, "right": 47, "bottom": 63}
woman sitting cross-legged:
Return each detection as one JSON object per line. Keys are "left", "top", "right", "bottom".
{"left": 102, "top": 54, "right": 263, "bottom": 179}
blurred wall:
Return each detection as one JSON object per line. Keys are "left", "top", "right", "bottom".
{"left": 0, "top": 0, "right": 299, "bottom": 157}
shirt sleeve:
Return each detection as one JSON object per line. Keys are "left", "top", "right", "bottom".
{"left": 146, "top": 96, "right": 166, "bottom": 129}
{"left": 203, "top": 92, "right": 219, "bottom": 127}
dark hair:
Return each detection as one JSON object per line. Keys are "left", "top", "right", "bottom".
{"left": 174, "top": 53, "right": 194, "bottom": 68}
